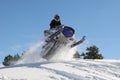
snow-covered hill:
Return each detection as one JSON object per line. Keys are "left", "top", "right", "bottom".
{"left": 0, "top": 59, "right": 120, "bottom": 80}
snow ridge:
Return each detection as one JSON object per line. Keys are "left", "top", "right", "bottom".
{"left": 0, "top": 59, "right": 120, "bottom": 80}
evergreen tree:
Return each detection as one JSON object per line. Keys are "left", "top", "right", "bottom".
{"left": 14, "top": 53, "right": 20, "bottom": 61}
{"left": 73, "top": 51, "right": 80, "bottom": 58}
{"left": 3, "top": 54, "right": 21, "bottom": 66}
{"left": 3, "top": 54, "right": 14, "bottom": 66}
{"left": 80, "top": 52, "right": 85, "bottom": 59}
{"left": 83, "top": 45, "right": 103, "bottom": 59}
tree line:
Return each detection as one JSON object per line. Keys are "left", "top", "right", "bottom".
{"left": 73, "top": 45, "right": 103, "bottom": 59}
{"left": 3, "top": 53, "right": 21, "bottom": 66}
{"left": 3, "top": 45, "right": 103, "bottom": 66}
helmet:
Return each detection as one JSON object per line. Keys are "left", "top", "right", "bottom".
{"left": 54, "top": 14, "right": 60, "bottom": 18}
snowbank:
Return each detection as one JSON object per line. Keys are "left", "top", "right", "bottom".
{"left": 0, "top": 59, "right": 120, "bottom": 80}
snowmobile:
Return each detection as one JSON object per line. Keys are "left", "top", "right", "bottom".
{"left": 41, "top": 25, "right": 85, "bottom": 60}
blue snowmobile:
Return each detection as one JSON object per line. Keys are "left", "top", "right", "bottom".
{"left": 41, "top": 25, "right": 85, "bottom": 60}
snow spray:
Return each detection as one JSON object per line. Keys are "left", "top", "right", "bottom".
{"left": 17, "top": 38, "right": 46, "bottom": 64}
{"left": 49, "top": 43, "right": 77, "bottom": 61}
{"left": 17, "top": 37, "right": 89, "bottom": 64}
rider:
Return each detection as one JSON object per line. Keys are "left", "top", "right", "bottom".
{"left": 50, "top": 14, "right": 61, "bottom": 29}
{"left": 44, "top": 14, "right": 61, "bottom": 36}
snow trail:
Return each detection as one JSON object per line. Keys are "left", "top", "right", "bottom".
{"left": 1, "top": 60, "right": 120, "bottom": 80}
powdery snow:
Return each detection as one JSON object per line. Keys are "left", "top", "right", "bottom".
{"left": 0, "top": 64, "right": 3, "bottom": 67}
{"left": 0, "top": 59, "right": 120, "bottom": 80}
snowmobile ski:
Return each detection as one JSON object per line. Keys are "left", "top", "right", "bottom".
{"left": 71, "top": 36, "right": 86, "bottom": 48}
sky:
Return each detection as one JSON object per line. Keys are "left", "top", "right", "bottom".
{"left": 0, "top": 0, "right": 120, "bottom": 63}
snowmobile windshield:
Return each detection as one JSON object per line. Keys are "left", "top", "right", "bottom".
{"left": 62, "top": 26, "right": 75, "bottom": 38}
{"left": 55, "top": 25, "right": 63, "bottom": 30}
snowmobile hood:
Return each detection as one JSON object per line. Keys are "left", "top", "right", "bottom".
{"left": 62, "top": 26, "right": 75, "bottom": 38}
